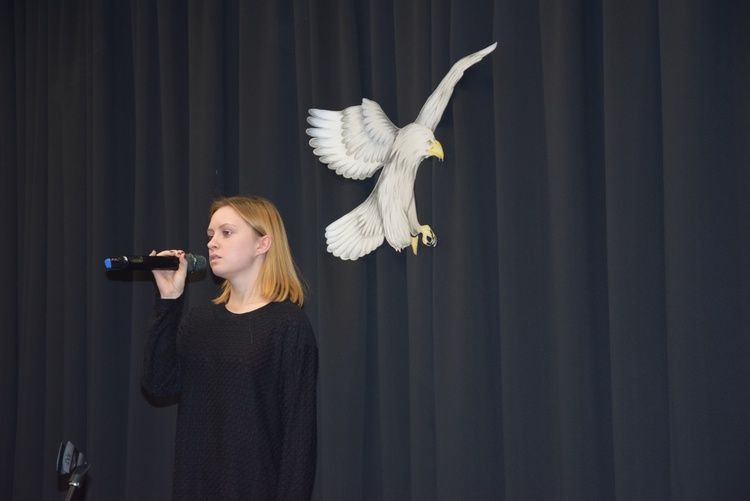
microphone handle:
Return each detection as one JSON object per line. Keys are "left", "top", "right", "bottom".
{"left": 105, "top": 254, "right": 206, "bottom": 273}
{"left": 106, "top": 255, "right": 179, "bottom": 270}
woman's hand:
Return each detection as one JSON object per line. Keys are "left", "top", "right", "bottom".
{"left": 150, "top": 249, "right": 188, "bottom": 299}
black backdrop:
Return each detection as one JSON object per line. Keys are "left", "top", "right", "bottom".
{"left": 2, "top": 0, "right": 749, "bottom": 499}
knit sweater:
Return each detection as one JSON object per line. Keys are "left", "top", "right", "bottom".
{"left": 142, "top": 296, "right": 318, "bottom": 500}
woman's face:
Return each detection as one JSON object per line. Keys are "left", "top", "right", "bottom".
{"left": 206, "top": 205, "right": 264, "bottom": 279}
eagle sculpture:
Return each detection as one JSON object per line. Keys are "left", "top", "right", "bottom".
{"left": 307, "top": 43, "right": 496, "bottom": 260}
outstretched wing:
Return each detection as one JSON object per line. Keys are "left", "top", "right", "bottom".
{"left": 414, "top": 42, "right": 497, "bottom": 132}
{"left": 307, "top": 98, "right": 399, "bottom": 180}
{"left": 325, "top": 195, "right": 385, "bottom": 260}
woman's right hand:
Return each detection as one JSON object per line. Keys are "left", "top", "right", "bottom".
{"left": 150, "top": 249, "right": 188, "bottom": 299}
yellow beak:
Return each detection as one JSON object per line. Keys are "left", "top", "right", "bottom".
{"left": 428, "top": 140, "right": 444, "bottom": 160}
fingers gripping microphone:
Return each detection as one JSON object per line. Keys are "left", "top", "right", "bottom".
{"left": 104, "top": 253, "right": 207, "bottom": 273}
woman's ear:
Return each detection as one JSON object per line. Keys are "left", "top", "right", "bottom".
{"left": 256, "top": 234, "right": 272, "bottom": 255}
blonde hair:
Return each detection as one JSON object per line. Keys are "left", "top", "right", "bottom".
{"left": 209, "top": 196, "right": 305, "bottom": 306}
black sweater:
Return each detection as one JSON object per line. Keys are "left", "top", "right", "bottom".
{"left": 142, "top": 297, "right": 318, "bottom": 500}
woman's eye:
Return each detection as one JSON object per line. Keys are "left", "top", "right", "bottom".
{"left": 222, "top": 230, "right": 232, "bottom": 237}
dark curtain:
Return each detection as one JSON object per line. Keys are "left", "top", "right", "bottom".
{"left": 2, "top": 0, "right": 749, "bottom": 499}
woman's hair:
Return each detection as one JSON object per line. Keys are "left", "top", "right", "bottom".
{"left": 209, "top": 195, "right": 305, "bottom": 307}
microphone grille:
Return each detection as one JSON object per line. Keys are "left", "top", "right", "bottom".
{"left": 186, "top": 253, "right": 207, "bottom": 273}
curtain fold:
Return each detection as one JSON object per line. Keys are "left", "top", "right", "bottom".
{"left": 603, "top": 1, "right": 670, "bottom": 498}
{"left": 2, "top": 0, "right": 749, "bottom": 499}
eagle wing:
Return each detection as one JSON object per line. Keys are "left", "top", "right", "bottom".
{"left": 414, "top": 43, "right": 497, "bottom": 132}
{"left": 306, "top": 98, "right": 399, "bottom": 180}
{"left": 324, "top": 195, "right": 385, "bottom": 260}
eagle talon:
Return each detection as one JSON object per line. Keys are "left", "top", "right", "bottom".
{"left": 420, "top": 225, "right": 436, "bottom": 247}
{"left": 411, "top": 225, "right": 437, "bottom": 254}
{"left": 422, "top": 232, "right": 437, "bottom": 247}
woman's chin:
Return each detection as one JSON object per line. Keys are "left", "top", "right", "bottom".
{"left": 209, "top": 264, "right": 226, "bottom": 279}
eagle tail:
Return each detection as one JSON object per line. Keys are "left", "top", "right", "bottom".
{"left": 325, "top": 197, "right": 384, "bottom": 260}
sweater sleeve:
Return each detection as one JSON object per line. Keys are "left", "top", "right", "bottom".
{"left": 141, "top": 295, "right": 185, "bottom": 398}
{"left": 277, "top": 313, "right": 319, "bottom": 500}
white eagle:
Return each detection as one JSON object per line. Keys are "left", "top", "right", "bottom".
{"left": 306, "top": 43, "right": 496, "bottom": 260}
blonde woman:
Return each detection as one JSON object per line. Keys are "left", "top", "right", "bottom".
{"left": 142, "top": 195, "right": 317, "bottom": 500}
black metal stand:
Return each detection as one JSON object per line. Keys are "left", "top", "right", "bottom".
{"left": 64, "top": 463, "right": 90, "bottom": 501}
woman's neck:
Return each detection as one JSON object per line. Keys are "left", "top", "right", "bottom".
{"left": 225, "top": 283, "right": 270, "bottom": 314}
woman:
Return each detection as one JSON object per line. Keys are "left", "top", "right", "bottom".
{"left": 142, "top": 195, "right": 317, "bottom": 500}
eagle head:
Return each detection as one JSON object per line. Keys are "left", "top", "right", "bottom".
{"left": 394, "top": 124, "right": 444, "bottom": 165}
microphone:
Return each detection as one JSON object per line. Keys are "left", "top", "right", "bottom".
{"left": 104, "top": 253, "right": 207, "bottom": 273}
